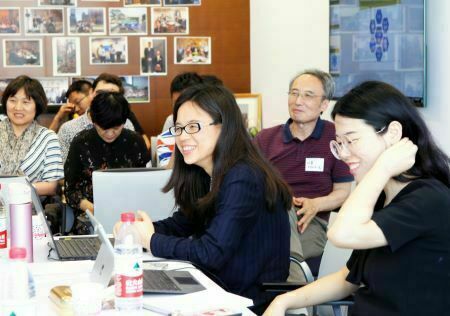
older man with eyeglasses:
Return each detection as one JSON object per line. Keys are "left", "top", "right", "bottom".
{"left": 254, "top": 69, "right": 354, "bottom": 280}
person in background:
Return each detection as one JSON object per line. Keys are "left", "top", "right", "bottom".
{"left": 58, "top": 73, "right": 140, "bottom": 163}
{"left": 64, "top": 92, "right": 148, "bottom": 222}
{"left": 254, "top": 69, "right": 353, "bottom": 274}
{"left": 49, "top": 80, "right": 93, "bottom": 132}
{"left": 264, "top": 81, "right": 450, "bottom": 316}
{"left": 157, "top": 73, "right": 223, "bottom": 168}
{"left": 90, "top": 73, "right": 146, "bottom": 144}
{"left": 0, "top": 75, "right": 63, "bottom": 196}
{"left": 115, "top": 84, "right": 292, "bottom": 313}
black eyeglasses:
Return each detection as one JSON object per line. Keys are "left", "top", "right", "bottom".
{"left": 169, "top": 122, "right": 216, "bottom": 136}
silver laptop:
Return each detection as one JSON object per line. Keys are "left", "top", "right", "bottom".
{"left": 93, "top": 168, "right": 175, "bottom": 233}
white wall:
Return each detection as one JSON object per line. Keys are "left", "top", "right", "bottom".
{"left": 250, "top": 0, "right": 329, "bottom": 127}
{"left": 251, "top": 0, "right": 450, "bottom": 155}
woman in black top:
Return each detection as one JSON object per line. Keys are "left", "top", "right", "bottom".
{"left": 64, "top": 92, "right": 148, "bottom": 220}
{"left": 265, "top": 81, "right": 450, "bottom": 316}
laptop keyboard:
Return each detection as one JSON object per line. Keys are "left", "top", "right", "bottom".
{"left": 143, "top": 270, "right": 181, "bottom": 292}
{"left": 56, "top": 238, "right": 100, "bottom": 259}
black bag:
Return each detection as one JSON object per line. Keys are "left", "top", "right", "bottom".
{"left": 72, "top": 214, "right": 94, "bottom": 235}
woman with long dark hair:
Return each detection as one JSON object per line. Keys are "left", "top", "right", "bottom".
{"left": 122, "top": 84, "right": 292, "bottom": 310}
{"left": 264, "top": 81, "right": 450, "bottom": 315}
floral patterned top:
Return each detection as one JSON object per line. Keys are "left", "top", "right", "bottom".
{"left": 64, "top": 127, "right": 149, "bottom": 214}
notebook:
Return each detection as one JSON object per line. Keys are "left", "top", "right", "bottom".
{"left": 93, "top": 167, "right": 175, "bottom": 233}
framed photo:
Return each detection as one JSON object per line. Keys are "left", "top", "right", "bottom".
{"left": 39, "top": 0, "right": 77, "bottom": 6}
{"left": 109, "top": 7, "right": 147, "bottom": 35}
{"left": 90, "top": 36, "right": 128, "bottom": 65}
{"left": 52, "top": 37, "right": 81, "bottom": 76}
{"left": 174, "top": 36, "right": 211, "bottom": 64}
{"left": 24, "top": 8, "right": 64, "bottom": 35}
{"left": 3, "top": 39, "right": 43, "bottom": 68}
{"left": 123, "top": 0, "right": 161, "bottom": 7}
{"left": 151, "top": 7, "right": 188, "bottom": 35}
{"left": 120, "top": 76, "right": 150, "bottom": 103}
{"left": 0, "top": 8, "right": 21, "bottom": 35}
{"left": 67, "top": 7, "right": 106, "bottom": 35}
{"left": 37, "top": 77, "right": 69, "bottom": 105}
{"left": 234, "top": 93, "right": 262, "bottom": 135}
{"left": 0, "top": 79, "right": 12, "bottom": 100}
{"left": 139, "top": 37, "right": 167, "bottom": 76}
{"left": 163, "top": 0, "right": 200, "bottom": 6}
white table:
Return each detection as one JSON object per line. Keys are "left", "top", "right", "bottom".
{"left": 27, "top": 237, "right": 255, "bottom": 315}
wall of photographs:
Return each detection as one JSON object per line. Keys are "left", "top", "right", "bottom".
{"left": 0, "top": 0, "right": 250, "bottom": 137}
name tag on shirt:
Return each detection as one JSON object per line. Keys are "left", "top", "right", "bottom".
{"left": 305, "top": 158, "right": 324, "bottom": 172}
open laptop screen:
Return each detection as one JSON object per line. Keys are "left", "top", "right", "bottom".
{"left": 93, "top": 168, "right": 175, "bottom": 233}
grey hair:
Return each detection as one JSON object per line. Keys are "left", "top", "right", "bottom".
{"left": 289, "top": 69, "right": 335, "bottom": 100}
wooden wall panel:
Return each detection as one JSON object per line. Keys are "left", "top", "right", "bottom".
{"left": 0, "top": 0, "right": 250, "bottom": 137}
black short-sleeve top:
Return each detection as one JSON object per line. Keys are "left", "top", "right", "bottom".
{"left": 346, "top": 178, "right": 450, "bottom": 316}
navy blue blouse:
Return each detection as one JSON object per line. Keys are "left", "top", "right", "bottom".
{"left": 151, "top": 163, "right": 290, "bottom": 306}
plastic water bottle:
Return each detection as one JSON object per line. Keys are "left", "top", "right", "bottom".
{"left": 0, "top": 184, "right": 7, "bottom": 250}
{"left": 9, "top": 182, "right": 33, "bottom": 263}
{"left": 114, "top": 212, "right": 143, "bottom": 312}
{"left": 0, "top": 247, "right": 36, "bottom": 315}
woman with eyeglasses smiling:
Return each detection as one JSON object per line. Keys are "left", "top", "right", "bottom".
{"left": 115, "top": 83, "right": 292, "bottom": 313}
{"left": 264, "top": 81, "right": 450, "bottom": 316}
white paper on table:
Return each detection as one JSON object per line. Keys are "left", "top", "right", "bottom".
{"left": 143, "top": 288, "right": 253, "bottom": 315}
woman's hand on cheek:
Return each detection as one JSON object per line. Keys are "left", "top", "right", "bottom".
{"left": 375, "top": 137, "right": 418, "bottom": 178}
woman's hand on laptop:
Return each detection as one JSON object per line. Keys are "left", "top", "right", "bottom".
{"left": 113, "top": 211, "right": 154, "bottom": 252}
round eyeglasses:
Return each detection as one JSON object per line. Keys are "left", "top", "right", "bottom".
{"left": 329, "top": 126, "right": 386, "bottom": 160}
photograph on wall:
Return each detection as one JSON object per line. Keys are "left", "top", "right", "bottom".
{"left": 120, "top": 76, "right": 150, "bottom": 103}
{"left": 151, "top": 7, "right": 188, "bottom": 35}
{"left": 0, "top": 8, "right": 21, "bottom": 35}
{"left": 109, "top": 7, "right": 147, "bottom": 35}
{"left": 140, "top": 37, "right": 167, "bottom": 76}
{"left": 67, "top": 7, "right": 106, "bottom": 35}
{"left": 123, "top": 0, "right": 161, "bottom": 7}
{"left": 37, "top": 77, "right": 69, "bottom": 105}
{"left": 3, "top": 39, "right": 43, "bottom": 67}
{"left": 52, "top": 37, "right": 80, "bottom": 76}
{"left": 395, "top": 34, "right": 423, "bottom": 71}
{"left": 174, "top": 36, "right": 211, "bottom": 64}
{"left": 90, "top": 36, "right": 128, "bottom": 65}
{"left": 163, "top": 0, "right": 200, "bottom": 6}
{"left": 24, "top": 8, "right": 64, "bottom": 35}
{"left": 234, "top": 93, "right": 262, "bottom": 137}
{"left": 39, "top": 0, "right": 77, "bottom": 6}
{"left": 0, "top": 79, "right": 12, "bottom": 100}
{"left": 329, "top": 35, "right": 341, "bottom": 75}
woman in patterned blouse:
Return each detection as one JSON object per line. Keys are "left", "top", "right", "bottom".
{"left": 0, "top": 75, "right": 63, "bottom": 196}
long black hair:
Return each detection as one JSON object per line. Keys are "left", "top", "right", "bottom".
{"left": 163, "top": 84, "right": 292, "bottom": 223}
{"left": 332, "top": 81, "right": 450, "bottom": 187}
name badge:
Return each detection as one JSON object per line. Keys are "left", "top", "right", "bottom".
{"left": 305, "top": 158, "right": 324, "bottom": 172}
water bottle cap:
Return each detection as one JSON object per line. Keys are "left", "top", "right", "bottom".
{"left": 121, "top": 212, "right": 135, "bottom": 222}
{"left": 8, "top": 183, "right": 32, "bottom": 204}
{"left": 9, "top": 247, "right": 27, "bottom": 259}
